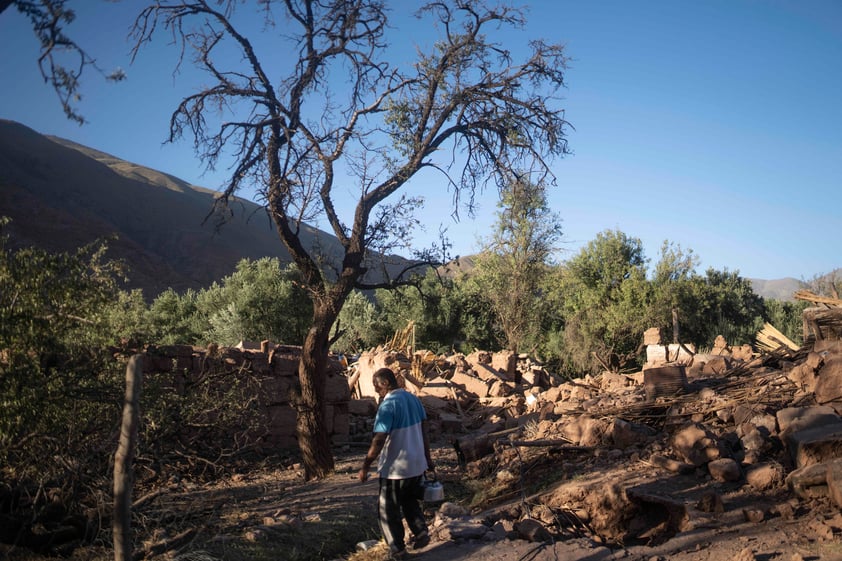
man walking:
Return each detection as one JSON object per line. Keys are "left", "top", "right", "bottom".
{"left": 359, "top": 368, "right": 434, "bottom": 558}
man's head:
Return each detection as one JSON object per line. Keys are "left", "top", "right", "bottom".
{"left": 372, "top": 368, "right": 398, "bottom": 399}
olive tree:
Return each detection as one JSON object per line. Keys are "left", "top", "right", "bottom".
{"left": 130, "top": 0, "right": 570, "bottom": 478}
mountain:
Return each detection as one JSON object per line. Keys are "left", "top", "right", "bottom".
{"left": 0, "top": 119, "right": 411, "bottom": 299}
{"left": 749, "top": 277, "right": 806, "bottom": 302}
{"left": 1, "top": 119, "right": 830, "bottom": 303}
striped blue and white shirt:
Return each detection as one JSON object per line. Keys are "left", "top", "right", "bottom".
{"left": 373, "top": 388, "right": 428, "bottom": 479}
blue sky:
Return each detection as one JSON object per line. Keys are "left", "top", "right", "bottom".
{"left": 1, "top": 0, "right": 840, "bottom": 281}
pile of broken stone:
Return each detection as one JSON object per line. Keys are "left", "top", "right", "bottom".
{"left": 347, "top": 303, "right": 842, "bottom": 553}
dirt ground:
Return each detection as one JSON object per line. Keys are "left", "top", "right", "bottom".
{"left": 8, "top": 434, "right": 840, "bottom": 561}
{"left": 337, "top": 447, "right": 842, "bottom": 561}
{"left": 220, "top": 440, "right": 842, "bottom": 561}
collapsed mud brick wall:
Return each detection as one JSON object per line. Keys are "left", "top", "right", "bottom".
{"left": 140, "top": 343, "right": 350, "bottom": 451}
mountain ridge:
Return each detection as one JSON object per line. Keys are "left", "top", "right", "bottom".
{"left": 0, "top": 119, "right": 826, "bottom": 302}
{"left": 0, "top": 119, "right": 413, "bottom": 299}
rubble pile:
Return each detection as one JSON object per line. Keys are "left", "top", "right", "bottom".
{"left": 348, "top": 295, "right": 842, "bottom": 551}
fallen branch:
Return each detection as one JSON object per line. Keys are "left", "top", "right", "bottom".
{"left": 501, "top": 440, "right": 593, "bottom": 451}
{"left": 132, "top": 528, "right": 197, "bottom": 561}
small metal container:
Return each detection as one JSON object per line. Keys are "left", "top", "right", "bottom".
{"left": 422, "top": 476, "right": 444, "bottom": 502}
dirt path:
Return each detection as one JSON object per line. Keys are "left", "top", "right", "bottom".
{"left": 283, "top": 445, "right": 842, "bottom": 561}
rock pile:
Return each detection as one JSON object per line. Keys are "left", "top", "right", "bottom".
{"left": 347, "top": 300, "right": 842, "bottom": 555}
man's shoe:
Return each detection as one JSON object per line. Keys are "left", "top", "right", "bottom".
{"left": 412, "top": 532, "right": 430, "bottom": 550}
{"left": 390, "top": 549, "right": 408, "bottom": 560}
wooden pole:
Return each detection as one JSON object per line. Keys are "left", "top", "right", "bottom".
{"left": 113, "top": 354, "right": 143, "bottom": 561}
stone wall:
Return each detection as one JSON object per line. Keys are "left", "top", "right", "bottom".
{"left": 140, "top": 343, "right": 350, "bottom": 452}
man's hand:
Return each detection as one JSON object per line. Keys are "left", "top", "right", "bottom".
{"left": 358, "top": 467, "right": 370, "bottom": 483}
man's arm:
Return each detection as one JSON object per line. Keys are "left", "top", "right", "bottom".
{"left": 359, "top": 432, "right": 387, "bottom": 482}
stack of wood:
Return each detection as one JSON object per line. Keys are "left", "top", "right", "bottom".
{"left": 756, "top": 322, "right": 799, "bottom": 353}
{"left": 795, "top": 290, "right": 842, "bottom": 342}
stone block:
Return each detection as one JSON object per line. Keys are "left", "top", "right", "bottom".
{"left": 465, "top": 350, "right": 492, "bottom": 368}
{"left": 701, "top": 356, "right": 731, "bottom": 377}
{"left": 643, "top": 327, "right": 662, "bottom": 346}
{"left": 324, "top": 371, "right": 351, "bottom": 403}
{"left": 827, "top": 458, "right": 842, "bottom": 508}
{"left": 731, "top": 344, "right": 755, "bottom": 361}
{"left": 488, "top": 379, "right": 513, "bottom": 397}
{"left": 786, "top": 424, "right": 842, "bottom": 468}
{"left": 708, "top": 458, "right": 741, "bottom": 482}
{"left": 270, "top": 353, "right": 300, "bottom": 376}
{"left": 776, "top": 405, "right": 841, "bottom": 435}
{"left": 473, "top": 362, "right": 508, "bottom": 382}
{"left": 609, "top": 418, "right": 656, "bottom": 449}
{"left": 745, "top": 462, "right": 784, "bottom": 491}
{"left": 600, "top": 371, "right": 630, "bottom": 392}
{"left": 449, "top": 369, "right": 491, "bottom": 398}
{"left": 645, "top": 343, "right": 695, "bottom": 366}
{"left": 560, "top": 416, "right": 609, "bottom": 447}
{"left": 418, "top": 380, "right": 455, "bottom": 400}
{"left": 418, "top": 394, "right": 451, "bottom": 413}
{"left": 491, "top": 350, "right": 517, "bottom": 379}
{"left": 331, "top": 407, "right": 350, "bottom": 437}
{"left": 521, "top": 368, "right": 548, "bottom": 389}
{"left": 814, "top": 349, "right": 842, "bottom": 404}
{"left": 260, "top": 375, "right": 295, "bottom": 402}
{"left": 439, "top": 413, "right": 464, "bottom": 433}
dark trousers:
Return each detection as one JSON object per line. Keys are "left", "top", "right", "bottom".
{"left": 378, "top": 476, "right": 427, "bottom": 553}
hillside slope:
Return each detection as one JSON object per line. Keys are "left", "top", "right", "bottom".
{"left": 0, "top": 119, "right": 410, "bottom": 298}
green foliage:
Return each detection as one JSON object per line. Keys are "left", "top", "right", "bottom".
{"left": 473, "top": 180, "right": 562, "bottom": 353}
{"left": 331, "top": 290, "right": 382, "bottom": 354}
{"left": 763, "top": 298, "right": 809, "bottom": 346}
{"left": 557, "top": 230, "right": 652, "bottom": 374}
{"left": 375, "top": 270, "right": 468, "bottom": 354}
{"left": 0, "top": 218, "right": 125, "bottom": 481}
{"left": 101, "top": 258, "right": 314, "bottom": 348}
{"left": 678, "top": 268, "right": 766, "bottom": 348}
{"left": 192, "top": 258, "right": 312, "bottom": 347}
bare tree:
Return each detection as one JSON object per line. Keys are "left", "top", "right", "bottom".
{"left": 130, "top": 0, "right": 571, "bottom": 479}
{"left": 1, "top": 0, "right": 126, "bottom": 124}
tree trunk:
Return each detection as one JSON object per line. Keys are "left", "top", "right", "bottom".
{"left": 297, "top": 306, "right": 336, "bottom": 480}
{"left": 113, "top": 354, "right": 143, "bottom": 561}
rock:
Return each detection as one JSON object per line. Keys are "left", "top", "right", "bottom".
{"left": 708, "top": 458, "right": 741, "bottom": 482}
{"left": 643, "top": 327, "right": 662, "bottom": 346}
{"left": 671, "top": 423, "right": 725, "bottom": 467}
{"left": 649, "top": 454, "right": 695, "bottom": 474}
{"left": 735, "top": 546, "right": 757, "bottom": 561}
{"left": 437, "top": 519, "right": 490, "bottom": 541}
{"left": 777, "top": 405, "right": 841, "bottom": 436}
{"left": 610, "top": 418, "right": 657, "bottom": 449}
{"left": 786, "top": 462, "right": 832, "bottom": 499}
{"left": 814, "top": 343, "right": 842, "bottom": 404}
{"left": 437, "top": 501, "right": 469, "bottom": 518}
{"left": 742, "top": 508, "right": 765, "bottom": 523}
{"left": 745, "top": 462, "right": 785, "bottom": 491}
{"left": 696, "top": 492, "right": 724, "bottom": 514}
{"left": 515, "top": 518, "right": 552, "bottom": 542}
{"left": 826, "top": 458, "right": 842, "bottom": 508}
{"left": 702, "top": 355, "right": 732, "bottom": 376}
{"left": 560, "top": 416, "right": 609, "bottom": 447}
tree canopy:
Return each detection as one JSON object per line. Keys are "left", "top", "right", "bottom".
{"left": 129, "top": 0, "right": 572, "bottom": 478}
